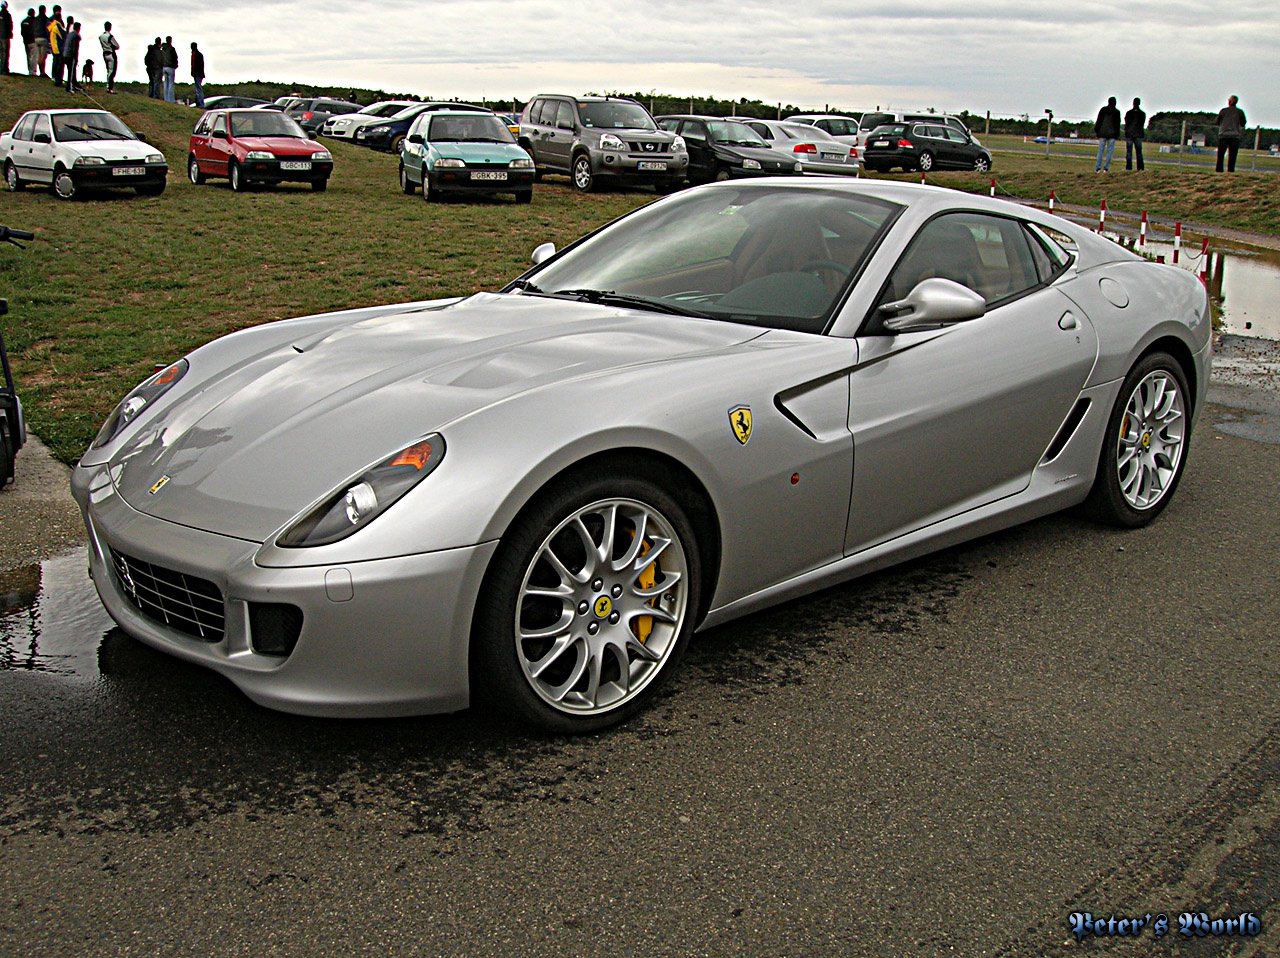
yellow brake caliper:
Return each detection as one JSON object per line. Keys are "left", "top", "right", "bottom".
{"left": 631, "top": 536, "right": 658, "bottom": 644}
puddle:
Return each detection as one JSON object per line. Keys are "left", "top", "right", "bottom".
{"left": 0, "top": 549, "right": 115, "bottom": 678}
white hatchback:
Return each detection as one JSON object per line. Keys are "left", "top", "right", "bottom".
{"left": 323, "top": 100, "right": 419, "bottom": 140}
{"left": 2, "top": 109, "right": 168, "bottom": 199}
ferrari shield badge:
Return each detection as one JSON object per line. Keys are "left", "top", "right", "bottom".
{"left": 729, "top": 405, "right": 752, "bottom": 445}
{"left": 149, "top": 475, "right": 171, "bottom": 495}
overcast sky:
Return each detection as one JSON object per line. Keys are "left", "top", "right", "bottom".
{"left": 66, "top": 0, "right": 1280, "bottom": 126}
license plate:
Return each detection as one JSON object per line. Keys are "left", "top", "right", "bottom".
{"left": 280, "top": 161, "right": 312, "bottom": 171}
{"left": 820, "top": 152, "right": 843, "bottom": 161}
{"left": 471, "top": 171, "right": 508, "bottom": 181}
{"left": 873, "top": 140, "right": 889, "bottom": 148}
{"left": 113, "top": 166, "right": 144, "bottom": 176}
{"left": 637, "top": 161, "right": 666, "bottom": 171}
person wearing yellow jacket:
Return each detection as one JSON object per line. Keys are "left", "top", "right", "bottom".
{"left": 46, "top": 1, "right": 62, "bottom": 86}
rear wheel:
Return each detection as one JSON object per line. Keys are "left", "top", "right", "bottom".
{"left": 571, "top": 154, "right": 594, "bottom": 192}
{"left": 974, "top": 155, "right": 991, "bottom": 173}
{"left": 229, "top": 160, "right": 247, "bottom": 192}
{"left": 471, "top": 470, "right": 701, "bottom": 733}
{"left": 917, "top": 151, "right": 934, "bottom": 172}
{"left": 188, "top": 155, "right": 206, "bottom": 185}
{"left": 6, "top": 161, "right": 25, "bottom": 192}
{"left": 1084, "top": 351, "right": 1191, "bottom": 527}
{"left": 399, "top": 163, "right": 415, "bottom": 194}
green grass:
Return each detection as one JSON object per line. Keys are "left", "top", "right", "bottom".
{"left": 1, "top": 76, "right": 1276, "bottom": 463}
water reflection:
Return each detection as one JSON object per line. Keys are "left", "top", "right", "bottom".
{"left": 0, "top": 550, "right": 115, "bottom": 678}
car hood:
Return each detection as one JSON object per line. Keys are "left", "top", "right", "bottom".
{"left": 109, "top": 293, "right": 761, "bottom": 541}
{"left": 57, "top": 139, "right": 158, "bottom": 162}
{"left": 718, "top": 145, "right": 797, "bottom": 170}
{"left": 432, "top": 142, "right": 526, "bottom": 164}
{"left": 236, "top": 136, "right": 321, "bottom": 154}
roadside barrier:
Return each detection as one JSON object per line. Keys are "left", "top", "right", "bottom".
{"left": 1139, "top": 211, "right": 1148, "bottom": 247}
{"left": 1098, "top": 199, "right": 1107, "bottom": 233}
{"left": 1173, "top": 222, "right": 1182, "bottom": 264}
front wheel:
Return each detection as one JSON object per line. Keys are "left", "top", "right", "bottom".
{"left": 421, "top": 168, "right": 437, "bottom": 203}
{"left": 6, "top": 161, "right": 26, "bottom": 192}
{"left": 1083, "top": 352, "right": 1191, "bottom": 527}
{"left": 471, "top": 471, "right": 701, "bottom": 733}
{"left": 188, "top": 155, "right": 206, "bottom": 185}
{"left": 514, "top": 189, "right": 532, "bottom": 204}
{"left": 311, "top": 179, "right": 328, "bottom": 192}
{"left": 399, "top": 163, "right": 415, "bottom": 194}
{"left": 917, "top": 151, "right": 934, "bottom": 172}
{"left": 571, "top": 155, "right": 594, "bottom": 192}
{"left": 974, "top": 155, "right": 991, "bottom": 173}
{"left": 0, "top": 420, "right": 13, "bottom": 486}
{"left": 53, "top": 167, "right": 78, "bottom": 200}
{"left": 389, "top": 134, "right": 405, "bottom": 155}
{"left": 136, "top": 181, "right": 166, "bottom": 196}
{"left": 229, "top": 160, "right": 247, "bottom": 192}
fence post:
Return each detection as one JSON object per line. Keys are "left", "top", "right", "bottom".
{"left": 1178, "top": 120, "right": 1186, "bottom": 167}
{"left": 990, "top": 178, "right": 996, "bottom": 197}
{"left": 1049, "top": 188, "right": 1055, "bottom": 213}
{"left": 985, "top": 111, "right": 990, "bottom": 138}
{"left": 1098, "top": 199, "right": 1107, "bottom": 233}
{"left": 1139, "top": 211, "right": 1148, "bottom": 247}
{"left": 1173, "top": 222, "right": 1182, "bottom": 264}
{"left": 1045, "top": 118, "right": 1052, "bottom": 158}
{"left": 1253, "top": 126, "right": 1261, "bottom": 171}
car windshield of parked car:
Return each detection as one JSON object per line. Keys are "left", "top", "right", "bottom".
{"left": 578, "top": 102, "right": 657, "bottom": 131}
{"left": 428, "top": 115, "right": 515, "bottom": 144}
{"left": 52, "top": 112, "right": 135, "bottom": 142}
{"left": 230, "top": 112, "right": 308, "bottom": 138}
{"left": 523, "top": 186, "right": 901, "bottom": 333}
{"left": 706, "top": 121, "right": 767, "bottom": 147}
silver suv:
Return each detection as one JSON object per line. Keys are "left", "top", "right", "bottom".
{"left": 519, "top": 95, "right": 688, "bottom": 192}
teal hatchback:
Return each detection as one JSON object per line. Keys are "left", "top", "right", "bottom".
{"left": 399, "top": 111, "right": 535, "bottom": 204}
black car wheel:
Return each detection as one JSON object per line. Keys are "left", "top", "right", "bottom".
{"left": 53, "top": 166, "right": 78, "bottom": 200}
{"left": 917, "top": 151, "right": 935, "bottom": 172}
{"left": 229, "top": 161, "right": 247, "bottom": 192}
{"left": 136, "top": 181, "right": 166, "bottom": 197}
{"left": 311, "top": 179, "right": 327, "bottom": 192}
{"left": 514, "top": 189, "right": 532, "bottom": 204}
{"left": 188, "top": 155, "right": 206, "bottom": 185}
{"left": 974, "top": 155, "right": 991, "bottom": 173}
{"left": 421, "top": 168, "right": 437, "bottom": 203}
{"left": 389, "top": 134, "right": 405, "bottom": 155}
{"left": 399, "top": 163, "right": 415, "bottom": 195}
{"left": 6, "top": 161, "right": 25, "bottom": 192}
{"left": 0, "top": 419, "right": 13, "bottom": 486}
{"left": 571, "top": 155, "right": 595, "bottom": 192}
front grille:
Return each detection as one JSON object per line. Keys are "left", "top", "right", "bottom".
{"left": 109, "top": 549, "right": 225, "bottom": 642}
{"left": 628, "top": 141, "right": 670, "bottom": 154}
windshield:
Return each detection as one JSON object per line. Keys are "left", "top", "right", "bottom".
{"left": 707, "top": 121, "right": 767, "bottom": 147}
{"left": 230, "top": 112, "right": 307, "bottom": 138}
{"left": 428, "top": 114, "right": 515, "bottom": 143}
{"left": 523, "top": 186, "right": 900, "bottom": 334}
{"left": 868, "top": 124, "right": 908, "bottom": 137}
{"left": 52, "top": 112, "right": 135, "bottom": 142}
{"left": 859, "top": 113, "right": 895, "bottom": 132}
{"left": 578, "top": 101, "right": 656, "bottom": 131}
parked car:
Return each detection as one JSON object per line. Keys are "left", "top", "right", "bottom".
{"left": 861, "top": 121, "right": 993, "bottom": 173}
{"left": 73, "top": 179, "right": 1211, "bottom": 733}
{"left": 730, "top": 117, "right": 860, "bottom": 175}
{"left": 2, "top": 108, "right": 168, "bottom": 199}
{"left": 856, "top": 111, "right": 974, "bottom": 150}
{"left": 519, "top": 94, "right": 687, "bottom": 193}
{"left": 285, "top": 98, "right": 363, "bottom": 135}
{"left": 655, "top": 115, "right": 802, "bottom": 183}
{"left": 356, "top": 102, "right": 491, "bottom": 154}
{"left": 497, "top": 113, "right": 521, "bottom": 137}
{"left": 399, "top": 110, "right": 534, "bottom": 203}
{"left": 188, "top": 109, "right": 334, "bottom": 192}
{"left": 323, "top": 100, "right": 418, "bottom": 140}
{"left": 785, "top": 113, "right": 861, "bottom": 148}
{"left": 200, "top": 96, "right": 269, "bottom": 110}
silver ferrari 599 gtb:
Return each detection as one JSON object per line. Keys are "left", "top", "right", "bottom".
{"left": 73, "top": 180, "right": 1211, "bottom": 732}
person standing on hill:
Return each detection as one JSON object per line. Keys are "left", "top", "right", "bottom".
{"left": 1, "top": 2, "right": 13, "bottom": 75}
{"left": 144, "top": 35, "right": 160, "bottom": 97}
{"left": 60, "top": 17, "right": 78, "bottom": 91}
{"left": 1216, "top": 95, "right": 1246, "bottom": 173}
{"left": 98, "top": 19, "right": 116, "bottom": 92}
{"left": 160, "top": 34, "right": 176, "bottom": 102}
{"left": 1094, "top": 96, "right": 1121, "bottom": 172}
{"left": 1123, "top": 97, "right": 1146, "bottom": 171}
{"left": 33, "top": 3, "right": 47, "bottom": 75}
{"left": 189, "top": 41, "right": 205, "bottom": 107}
{"left": 46, "top": 2, "right": 62, "bottom": 86}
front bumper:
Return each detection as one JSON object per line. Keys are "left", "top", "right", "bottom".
{"left": 239, "top": 158, "right": 333, "bottom": 184}
{"left": 590, "top": 151, "right": 688, "bottom": 181}
{"left": 73, "top": 163, "right": 168, "bottom": 190}
{"left": 429, "top": 168, "right": 535, "bottom": 193}
{"left": 72, "top": 461, "right": 497, "bottom": 718}
{"left": 355, "top": 129, "right": 398, "bottom": 151}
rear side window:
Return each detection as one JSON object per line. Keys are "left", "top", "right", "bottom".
{"left": 859, "top": 113, "right": 894, "bottom": 132}
{"left": 554, "top": 101, "right": 576, "bottom": 129}
{"left": 13, "top": 114, "right": 37, "bottom": 140}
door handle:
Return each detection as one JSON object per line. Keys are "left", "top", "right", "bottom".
{"left": 1058, "top": 312, "right": 1079, "bottom": 330}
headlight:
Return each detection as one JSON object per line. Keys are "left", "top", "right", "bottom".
{"left": 245, "top": 150, "right": 274, "bottom": 160}
{"left": 277, "top": 435, "right": 446, "bottom": 547}
{"left": 509, "top": 157, "right": 534, "bottom": 169}
{"left": 368, "top": 125, "right": 391, "bottom": 135}
{"left": 672, "top": 135, "right": 686, "bottom": 152}
{"left": 600, "top": 134, "right": 626, "bottom": 151}
{"left": 435, "top": 158, "right": 465, "bottom": 168}
{"left": 92, "top": 359, "right": 188, "bottom": 448}
{"left": 742, "top": 158, "right": 761, "bottom": 170}
{"left": 145, "top": 153, "right": 166, "bottom": 164}
{"left": 311, "top": 150, "right": 333, "bottom": 161}
{"left": 74, "top": 156, "right": 106, "bottom": 166}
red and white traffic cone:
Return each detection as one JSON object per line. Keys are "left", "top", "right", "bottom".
{"left": 920, "top": 169, "right": 927, "bottom": 185}
{"left": 1049, "top": 189, "right": 1056, "bottom": 213}
{"left": 1173, "top": 222, "right": 1182, "bottom": 264}
{"left": 1098, "top": 199, "right": 1107, "bottom": 233}
{"left": 1139, "top": 211, "right": 1148, "bottom": 247}
{"left": 989, "top": 178, "right": 996, "bottom": 197}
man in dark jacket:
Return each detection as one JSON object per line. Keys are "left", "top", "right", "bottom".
{"left": 190, "top": 41, "right": 205, "bottom": 107}
{"left": 1, "top": 2, "right": 12, "bottom": 75}
{"left": 1094, "top": 96, "right": 1121, "bottom": 172}
{"left": 144, "top": 35, "right": 160, "bottom": 97}
{"left": 160, "top": 34, "right": 176, "bottom": 102}
{"left": 60, "top": 16, "right": 77, "bottom": 91}
{"left": 33, "top": 2, "right": 46, "bottom": 74}
{"left": 20, "top": 6, "right": 36, "bottom": 74}
{"left": 1216, "top": 95, "right": 1246, "bottom": 173}
{"left": 1124, "top": 97, "right": 1145, "bottom": 171}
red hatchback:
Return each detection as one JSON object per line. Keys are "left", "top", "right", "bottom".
{"left": 188, "top": 109, "right": 334, "bottom": 192}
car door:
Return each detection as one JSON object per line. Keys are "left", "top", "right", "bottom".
{"left": 679, "top": 120, "right": 715, "bottom": 178}
{"left": 844, "top": 212, "right": 1098, "bottom": 552}
{"left": 190, "top": 112, "right": 214, "bottom": 171}
{"left": 207, "top": 113, "right": 233, "bottom": 174}
{"left": 5, "top": 114, "right": 38, "bottom": 181}
{"left": 27, "top": 114, "right": 55, "bottom": 184}
{"left": 543, "top": 99, "right": 575, "bottom": 171}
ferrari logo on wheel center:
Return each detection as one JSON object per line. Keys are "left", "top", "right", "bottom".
{"left": 593, "top": 596, "right": 613, "bottom": 618}
{"left": 1141, "top": 431, "right": 1152, "bottom": 449}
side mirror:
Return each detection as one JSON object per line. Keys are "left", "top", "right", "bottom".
{"left": 530, "top": 242, "right": 556, "bottom": 265}
{"left": 879, "top": 278, "right": 985, "bottom": 332}
{"left": 33, "top": 132, "right": 51, "bottom": 144}
{"left": 218, "top": 129, "right": 230, "bottom": 140}
{"left": 135, "top": 131, "right": 149, "bottom": 143}
{"left": 407, "top": 134, "right": 423, "bottom": 145}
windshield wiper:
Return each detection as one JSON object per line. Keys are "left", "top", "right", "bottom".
{"left": 508, "top": 279, "right": 544, "bottom": 293}
{"left": 547, "top": 288, "right": 707, "bottom": 318}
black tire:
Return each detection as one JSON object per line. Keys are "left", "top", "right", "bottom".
{"left": 6, "top": 161, "right": 25, "bottom": 192}
{"left": 229, "top": 160, "right": 247, "bottom": 192}
{"left": 713, "top": 165, "right": 732, "bottom": 182}
{"left": 1083, "top": 351, "right": 1192, "bottom": 528}
{"left": 389, "top": 134, "right": 405, "bottom": 155}
{"left": 421, "top": 168, "right": 437, "bottom": 203}
{"left": 53, "top": 166, "right": 77, "bottom": 200}
{"left": 0, "top": 419, "right": 13, "bottom": 486}
{"left": 136, "top": 181, "right": 165, "bottom": 197}
{"left": 974, "top": 155, "right": 991, "bottom": 173}
{"left": 514, "top": 189, "right": 532, "bottom": 204}
{"left": 188, "top": 155, "right": 206, "bottom": 185}
{"left": 657, "top": 177, "right": 683, "bottom": 194}
{"left": 917, "top": 151, "right": 934, "bottom": 172}
{"left": 471, "top": 468, "right": 702, "bottom": 733}
{"left": 571, "top": 154, "right": 594, "bottom": 193}
{"left": 399, "top": 163, "right": 415, "bottom": 195}
{"left": 311, "top": 179, "right": 327, "bottom": 192}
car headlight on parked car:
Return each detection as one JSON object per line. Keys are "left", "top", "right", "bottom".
{"left": 145, "top": 153, "right": 166, "bottom": 164}
{"left": 672, "top": 135, "right": 686, "bottom": 152}
{"left": 509, "top": 157, "right": 534, "bottom": 169}
{"left": 742, "top": 158, "right": 761, "bottom": 170}
{"left": 435, "top": 158, "right": 465, "bottom": 168}
{"left": 311, "top": 150, "right": 332, "bottom": 161}
{"left": 277, "top": 434, "right": 446, "bottom": 547}
{"left": 600, "top": 134, "right": 626, "bottom": 151}
{"left": 367, "top": 125, "right": 391, "bottom": 136}
{"left": 245, "top": 151, "right": 274, "bottom": 160}
{"left": 92, "top": 359, "right": 189, "bottom": 449}
{"left": 73, "top": 156, "right": 105, "bottom": 166}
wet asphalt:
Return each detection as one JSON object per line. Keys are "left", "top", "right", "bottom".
{"left": 2, "top": 373, "right": 1279, "bottom": 956}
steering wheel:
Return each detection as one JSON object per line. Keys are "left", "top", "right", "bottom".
{"left": 799, "top": 259, "right": 852, "bottom": 279}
